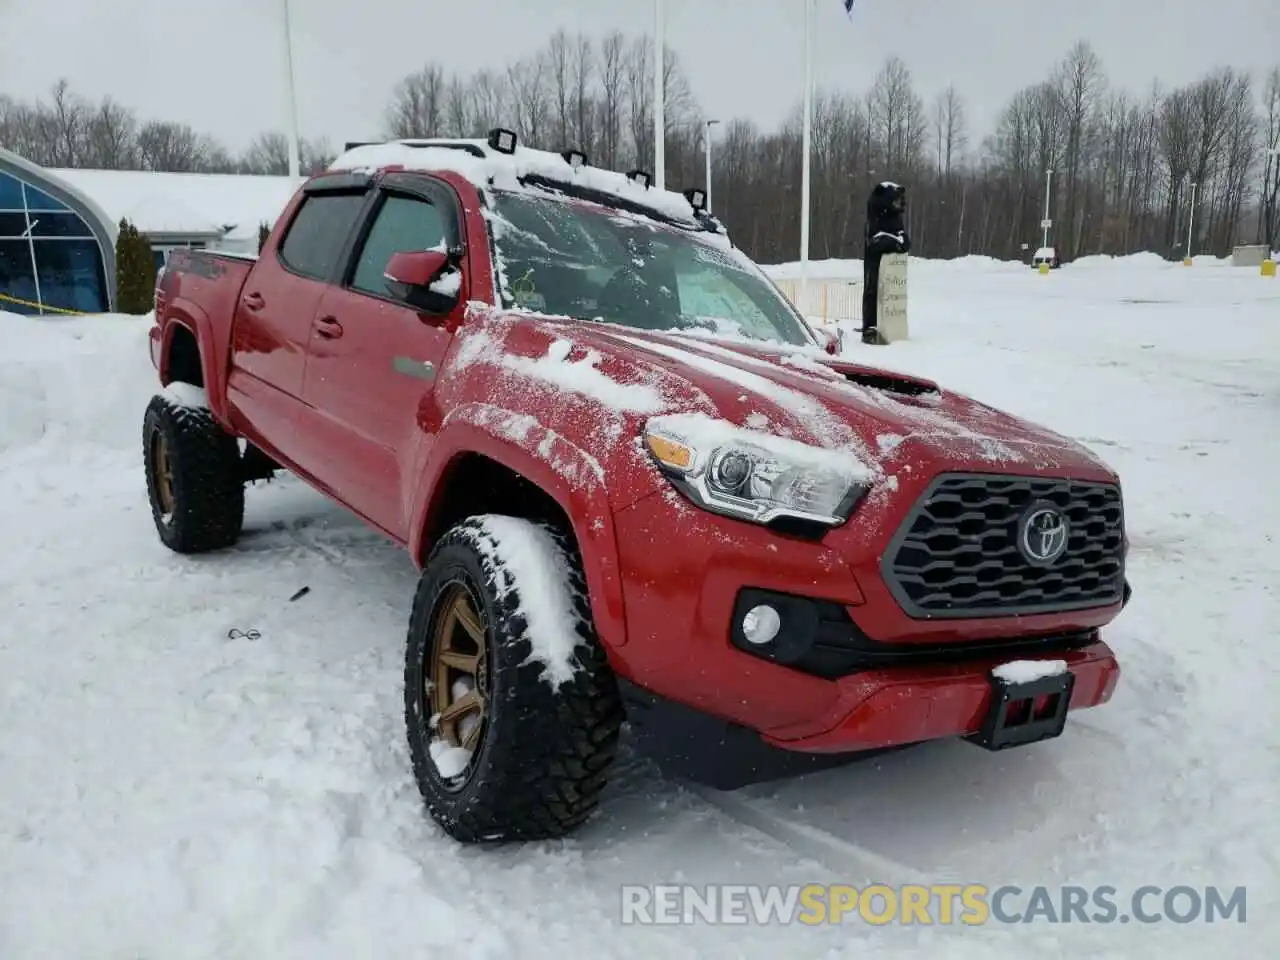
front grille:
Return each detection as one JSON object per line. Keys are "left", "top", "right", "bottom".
{"left": 883, "top": 473, "right": 1125, "bottom": 618}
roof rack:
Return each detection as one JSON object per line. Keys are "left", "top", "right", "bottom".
{"left": 337, "top": 129, "right": 728, "bottom": 237}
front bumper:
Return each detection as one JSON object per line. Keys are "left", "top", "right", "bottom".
{"left": 609, "top": 485, "right": 1125, "bottom": 746}
{"left": 761, "top": 640, "right": 1118, "bottom": 753}
{"left": 619, "top": 641, "right": 1118, "bottom": 788}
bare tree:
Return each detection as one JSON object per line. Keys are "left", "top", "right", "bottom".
{"left": 507, "top": 52, "right": 551, "bottom": 147}
{"left": 624, "top": 37, "right": 654, "bottom": 170}
{"left": 84, "top": 98, "right": 138, "bottom": 169}
{"left": 1, "top": 40, "right": 1271, "bottom": 267}
{"left": 238, "top": 132, "right": 334, "bottom": 175}
{"left": 597, "top": 32, "right": 626, "bottom": 168}
{"left": 869, "top": 57, "right": 925, "bottom": 173}
{"left": 1055, "top": 42, "right": 1105, "bottom": 256}
{"left": 384, "top": 65, "right": 447, "bottom": 139}
{"left": 1259, "top": 67, "right": 1280, "bottom": 247}
{"left": 932, "top": 86, "right": 968, "bottom": 179}
{"left": 137, "top": 121, "right": 205, "bottom": 172}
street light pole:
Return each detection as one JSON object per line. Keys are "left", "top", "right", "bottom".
{"left": 704, "top": 119, "right": 720, "bottom": 213}
{"left": 1042, "top": 168, "right": 1053, "bottom": 250}
{"left": 799, "top": 0, "right": 814, "bottom": 316}
{"left": 282, "top": 0, "right": 301, "bottom": 182}
{"left": 653, "top": 0, "right": 665, "bottom": 190}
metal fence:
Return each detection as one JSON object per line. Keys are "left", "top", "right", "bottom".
{"left": 771, "top": 277, "right": 863, "bottom": 326}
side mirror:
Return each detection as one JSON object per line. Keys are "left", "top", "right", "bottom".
{"left": 384, "top": 249, "right": 459, "bottom": 314}
{"left": 815, "top": 326, "right": 842, "bottom": 355}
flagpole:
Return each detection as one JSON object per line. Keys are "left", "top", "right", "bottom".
{"left": 282, "top": 0, "right": 302, "bottom": 183}
{"left": 654, "top": 0, "right": 666, "bottom": 189}
{"left": 799, "top": 0, "right": 814, "bottom": 317}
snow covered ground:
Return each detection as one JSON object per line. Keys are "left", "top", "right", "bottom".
{"left": 2, "top": 255, "right": 1277, "bottom": 957}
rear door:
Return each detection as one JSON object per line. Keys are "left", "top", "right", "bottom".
{"left": 228, "top": 177, "right": 369, "bottom": 466}
{"left": 296, "top": 174, "right": 465, "bottom": 538}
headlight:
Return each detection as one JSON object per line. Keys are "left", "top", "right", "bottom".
{"left": 642, "top": 414, "right": 871, "bottom": 528}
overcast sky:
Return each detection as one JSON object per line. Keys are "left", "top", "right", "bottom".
{"left": 2, "top": 0, "right": 1275, "bottom": 154}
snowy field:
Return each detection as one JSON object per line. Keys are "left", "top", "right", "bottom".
{"left": 1, "top": 255, "right": 1277, "bottom": 958}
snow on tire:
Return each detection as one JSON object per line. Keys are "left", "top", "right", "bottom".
{"left": 404, "top": 515, "right": 624, "bottom": 843}
{"left": 142, "top": 389, "right": 244, "bottom": 554}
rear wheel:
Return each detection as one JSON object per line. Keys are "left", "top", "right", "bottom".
{"left": 404, "top": 516, "right": 624, "bottom": 842}
{"left": 143, "top": 392, "right": 244, "bottom": 553}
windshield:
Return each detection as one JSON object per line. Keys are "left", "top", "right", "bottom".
{"left": 486, "top": 190, "right": 815, "bottom": 347}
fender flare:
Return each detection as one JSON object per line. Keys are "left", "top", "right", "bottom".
{"left": 408, "top": 403, "right": 630, "bottom": 652}
{"left": 157, "top": 298, "right": 233, "bottom": 429}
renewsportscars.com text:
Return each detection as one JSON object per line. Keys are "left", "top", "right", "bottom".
{"left": 620, "top": 883, "right": 1247, "bottom": 926}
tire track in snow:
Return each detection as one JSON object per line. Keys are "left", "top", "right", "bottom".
{"left": 684, "top": 784, "right": 930, "bottom": 887}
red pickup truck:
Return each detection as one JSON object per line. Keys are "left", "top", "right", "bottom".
{"left": 144, "top": 130, "right": 1129, "bottom": 843}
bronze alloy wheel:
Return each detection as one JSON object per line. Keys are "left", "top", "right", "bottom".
{"left": 151, "top": 430, "right": 176, "bottom": 517}
{"left": 429, "top": 581, "right": 490, "bottom": 781}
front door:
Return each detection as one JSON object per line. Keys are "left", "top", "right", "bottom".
{"left": 298, "top": 182, "right": 462, "bottom": 539}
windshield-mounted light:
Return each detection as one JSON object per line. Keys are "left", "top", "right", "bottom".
{"left": 487, "top": 128, "right": 517, "bottom": 154}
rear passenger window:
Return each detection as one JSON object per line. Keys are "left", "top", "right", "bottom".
{"left": 278, "top": 192, "right": 366, "bottom": 281}
{"left": 349, "top": 194, "right": 448, "bottom": 297}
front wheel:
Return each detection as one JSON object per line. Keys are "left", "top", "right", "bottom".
{"left": 404, "top": 516, "right": 624, "bottom": 842}
{"left": 143, "top": 391, "right": 244, "bottom": 553}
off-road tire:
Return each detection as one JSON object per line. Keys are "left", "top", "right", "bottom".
{"left": 142, "top": 392, "right": 244, "bottom": 553}
{"left": 404, "top": 516, "right": 624, "bottom": 842}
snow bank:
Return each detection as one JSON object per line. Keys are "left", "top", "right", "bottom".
{"left": 3, "top": 261, "right": 1279, "bottom": 960}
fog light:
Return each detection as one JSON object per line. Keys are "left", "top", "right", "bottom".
{"left": 742, "top": 605, "right": 781, "bottom": 646}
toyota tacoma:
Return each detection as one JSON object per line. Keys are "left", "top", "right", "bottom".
{"left": 143, "top": 129, "right": 1129, "bottom": 843}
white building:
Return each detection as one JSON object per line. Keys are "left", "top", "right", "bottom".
{"left": 1, "top": 147, "right": 294, "bottom": 315}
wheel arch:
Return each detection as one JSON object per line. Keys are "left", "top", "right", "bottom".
{"left": 157, "top": 302, "right": 233, "bottom": 428}
{"left": 410, "top": 409, "right": 629, "bottom": 652}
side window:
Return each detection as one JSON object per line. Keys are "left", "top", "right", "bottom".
{"left": 350, "top": 194, "right": 447, "bottom": 298}
{"left": 278, "top": 192, "right": 366, "bottom": 281}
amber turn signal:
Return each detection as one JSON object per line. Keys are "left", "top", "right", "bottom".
{"left": 645, "top": 434, "right": 694, "bottom": 472}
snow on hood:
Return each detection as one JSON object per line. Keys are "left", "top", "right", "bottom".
{"left": 575, "top": 325, "right": 1114, "bottom": 475}
{"left": 442, "top": 306, "right": 1114, "bottom": 505}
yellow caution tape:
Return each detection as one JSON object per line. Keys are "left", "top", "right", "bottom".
{"left": 0, "top": 291, "right": 91, "bottom": 316}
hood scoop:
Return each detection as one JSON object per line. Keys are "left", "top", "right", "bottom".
{"left": 827, "top": 362, "right": 940, "bottom": 398}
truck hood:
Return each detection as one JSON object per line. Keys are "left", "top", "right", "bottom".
{"left": 562, "top": 324, "right": 1116, "bottom": 481}
{"left": 447, "top": 308, "right": 1117, "bottom": 488}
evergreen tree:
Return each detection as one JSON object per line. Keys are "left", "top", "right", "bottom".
{"left": 115, "top": 218, "right": 158, "bottom": 314}
{"left": 258, "top": 221, "right": 271, "bottom": 253}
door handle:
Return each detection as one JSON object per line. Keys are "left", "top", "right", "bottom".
{"left": 242, "top": 292, "right": 265, "bottom": 311}
{"left": 314, "top": 315, "right": 344, "bottom": 339}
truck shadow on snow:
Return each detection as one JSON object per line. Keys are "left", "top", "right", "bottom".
{"left": 231, "top": 480, "right": 1120, "bottom": 880}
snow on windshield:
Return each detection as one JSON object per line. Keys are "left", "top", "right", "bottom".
{"left": 487, "top": 192, "right": 813, "bottom": 347}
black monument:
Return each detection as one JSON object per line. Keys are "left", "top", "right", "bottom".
{"left": 861, "top": 181, "right": 911, "bottom": 345}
